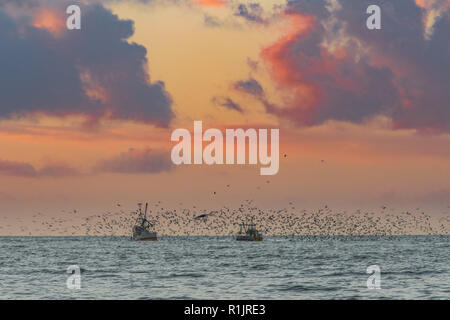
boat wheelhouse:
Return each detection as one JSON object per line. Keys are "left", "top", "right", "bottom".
{"left": 236, "top": 222, "right": 263, "bottom": 241}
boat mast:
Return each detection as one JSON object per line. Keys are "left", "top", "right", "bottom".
{"left": 144, "top": 202, "right": 148, "bottom": 220}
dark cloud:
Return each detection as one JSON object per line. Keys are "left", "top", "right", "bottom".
{"left": 38, "top": 164, "right": 80, "bottom": 177}
{"left": 0, "top": 160, "right": 38, "bottom": 177}
{"left": 234, "top": 78, "right": 264, "bottom": 96}
{"left": 260, "top": 0, "right": 450, "bottom": 132}
{"left": 285, "top": 0, "right": 330, "bottom": 18}
{"left": 0, "top": 0, "right": 39, "bottom": 7}
{"left": 0, "top": 148, "right": 172, "bottom": 177}
{"left": 335, "top": 0, "right": 450, "bottom": 132}
{"left": 232, "top": 77, "right": 279, "bottom": 115}
{"left": 234, "top": 3, "right": 267, "bottom": 25}
{"left": 94, "top": 148, "right": 173, "bottom": 174}
{"left": 0, "top": 160, "right": 79, "bottom": 178}
{"left": 202, "top": 2, "right": 280, "bottom": 28}
{"left": 0, "top": 1, "right": 173, "bottom": 126}
{"left": 0, "top": 0, "right": 184, "bottom": 7}
{"left": 212, "top": 96, "right": 244, "bottom": 113}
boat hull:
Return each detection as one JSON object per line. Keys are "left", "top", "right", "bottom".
{"left": 236, "top": 235, "right": 263, "bottom": 241}
{"left": 131, "top": 226, "right": 157, "bottom": 241}
{"left": 135, "top": 236, "right": 157, "bottom": 241}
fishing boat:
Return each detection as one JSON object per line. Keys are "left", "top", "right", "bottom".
{"left": 131, "top": 202, "right": 157, "bottom": 241}
{"left": 236, "top": 222, "right": 263, "bottom": 241}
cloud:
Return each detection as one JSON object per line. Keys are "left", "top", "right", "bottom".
{"left": 0, "top": 0, "right": 185, "bottom": 8}
{"left": 0, "top": 1, "right": 173, "bottom": 127}
{"left": 38, "top": 164, "right": 80, "bottom": 177}
{"left": 232, "top": 77, "right": 279, "bottom": 114}
{"left": 203, "top": 13, "right": 221, "bottom": 27}
{"left": 415, "top": 0, "right": 450, "bottom": 39}
{"left": 193, "top": 0, "right": 227, "bottom": 8}
{"left": 234, "top": 78, "right": 264, "bottom": 97}
{"left": 259, "top": 0, "right": 450, "bottom": 132}
{"left": 94, "top": 148, "right": 173, "bottom": 174}
{"left": 234, "top": 3, "right": 267, "bottom": 25}
{"left": 0, "top": 160, "right": 37, "bottom": 177}
{"left": 212, "top": 96, "right": 244, "bottom": 113}
{"left": 201, "top": 1, "right": 283, "bottom": 28}
{"left": 0, "top": 160, "right": 80, "bottom": 178}
{"left": 246, "top": 57, "right": 259, "bottom": 72}
{"left": 0, "top": 148, "right": 172, "bottom": 177}
{"left": 0, "top": 0, "right": 39, "bottom": 6}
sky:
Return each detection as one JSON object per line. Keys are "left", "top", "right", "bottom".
{"left": 0, "top": 0, "right": 449, "bottom": 226}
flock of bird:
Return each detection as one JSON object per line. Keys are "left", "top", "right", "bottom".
{"left": 1, "top": 155, "right": 448, "bottom": 237}
{"left": 1, "top": 200, "right": 450, "bottom": 236}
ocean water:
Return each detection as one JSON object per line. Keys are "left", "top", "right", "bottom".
{"left": 0, "top": 236, "right": 449, "bottom": 300}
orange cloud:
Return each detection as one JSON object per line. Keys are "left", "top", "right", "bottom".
{"left": 260, "top": 12, "right": 321, "bottom": 123}
{"left": 261, "top": 13, "right": 315, "bottom": 85}
{"left": 33, "top": 8, "right": 65, "bottom": 36}
{"left": 415, "top": 0, "right": 450, "bottom": 39}
{"left": 415, "top": 0, "right": 426, "bottom": 7}
{"left": 193, "top": 0, "right": 227, "bottom": 8}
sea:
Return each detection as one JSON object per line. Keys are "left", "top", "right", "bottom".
{"left": 0, "top": 236, "right": 449, "bottom": 299}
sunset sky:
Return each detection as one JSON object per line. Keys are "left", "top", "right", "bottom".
{"left": 0, "top": 0, "right": 449, "bottom": 224}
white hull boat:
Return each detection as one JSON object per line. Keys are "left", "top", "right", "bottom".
{"left": 236, "top": 222, "right": 263, "bottom": 241}
{"left": 131, "top": 202, "right": 157, "bottom": 241}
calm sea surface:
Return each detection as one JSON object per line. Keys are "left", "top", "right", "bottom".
{"left": 0, "top": 236, "right": 449, "bottom": 299}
